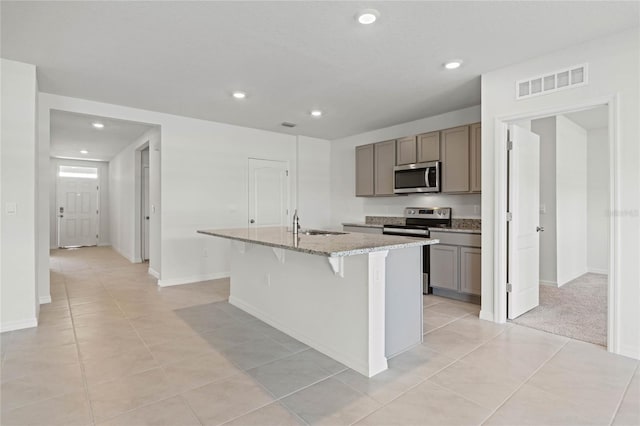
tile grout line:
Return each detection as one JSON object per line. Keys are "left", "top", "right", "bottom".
{"left": 63, "top": 273, "right": 97, "bottom": 426}
{"left": 478, "top": 337, "right": 571, "bottom": 425}
{"left": 608, "top": 361, "right": 639, "bottom": 426}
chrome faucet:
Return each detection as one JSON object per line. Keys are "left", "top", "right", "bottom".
{"left": 292, "top": 209, "right": 300, "bottom": 235}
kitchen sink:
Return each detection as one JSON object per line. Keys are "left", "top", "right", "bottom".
{"left": 301, "top": 230, "right": 347, "bottom": 236}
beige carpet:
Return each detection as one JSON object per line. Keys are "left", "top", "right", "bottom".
{"left": 511, "top": 273, "right": 607, "bottom": 346}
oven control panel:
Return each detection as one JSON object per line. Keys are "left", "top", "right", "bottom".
{"left": 404, "top": 207, "right": 451, "bottom": 220}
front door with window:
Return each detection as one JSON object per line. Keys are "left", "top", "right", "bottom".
{"left": 57, "top": 166, "right": 99, "bottom": 247}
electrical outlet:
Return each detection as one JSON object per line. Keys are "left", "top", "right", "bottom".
{"left": 540, "top": 204, "right": 546, "bottom": 214}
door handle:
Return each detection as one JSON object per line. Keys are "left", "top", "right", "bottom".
{"left": 249, "top": 219, "right": 255, "bottom": 224}
{"left": 536, "top": 226, "right": 544, "bottom": 232}
{"left": 145, "top": 216, "right": 150, "bottom": 220}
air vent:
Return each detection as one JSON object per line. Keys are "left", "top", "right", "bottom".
{"left": 516, "top": 63, "right": 588, "bottom": 100}
{"left": 281, "top": 122, "right": 297, "bottom": 128}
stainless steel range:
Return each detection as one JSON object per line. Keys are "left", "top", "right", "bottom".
{"left": 383, "top": 207, "right": 452, "bottom": 294}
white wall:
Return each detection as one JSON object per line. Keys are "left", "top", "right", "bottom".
{"left": 481, "top": 28, "right": 639, "bottom": 358}
{"left": 297, "top": 136, "right": 331, "bottom": 229}
{"left": 109, "top": 127, "right": 159, "bottom": 264}
{"left": 587, "top": 126, "right": 609, "bottom": 274}
{"left": 0, "top": 59, "right": 39, "bottom": 331}
{"left": 330, "top": 105, "right": 481, "bottom": 227}
{"left": 49, "top": 158, "right": 109, "bottom": 248}
{"left": 531, "top": 117, "right": 557, "bottom": 285}
{"left": 556, "top": 115, "right": 588, "bottom": 285}
{"left": 37, "top": 93, "right": 331, "bottom": 292}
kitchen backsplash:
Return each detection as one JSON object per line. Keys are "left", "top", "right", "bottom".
{"left": 365, "top": 216, "right": 481, "bottom": 230}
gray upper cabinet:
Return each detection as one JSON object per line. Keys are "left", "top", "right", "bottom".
{"left": 470, "top": 123, "right": 481, "bottom": 193}
{"left": 355, "top": 144, "right": 374, "bottom": 196}
{"left": 374, "top": 140, "right": 396, "bottom": 196}
{"left": 417, "top": 131, "right": 440, "bottom": 163}
{"left": 396, "top": 136, "right": 417, "bottom": 165}
{"left": 441, "top": 125, "right": 470, "bottom": 193}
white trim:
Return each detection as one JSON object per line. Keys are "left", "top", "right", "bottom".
{"left": 587, "top": 268, "right": 608, "bottom": 275}
{"left": 492, "top": 94, "right": 619, "bottom": 355}
{"left": 539, "top": 280, "right": 558, "bottom": 287}
{"left": 39, "top": 295, "right": 52, "bottom": 304}
{"left": 479, "top": 310, "right": 494, "bottom": 322}
{"left": 148, "top": 268, "right": 160, "bottom": 279}
{"left": 1, "top": 318, "right": 38, "bottom": 333}
{"left": 157, "top": 271, "right": 229, "bottom": 287}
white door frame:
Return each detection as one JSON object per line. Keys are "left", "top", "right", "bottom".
{"left": 134, "top": 142, "right": 150, "bottom": 263}
{"left": 493, "top": 94, "right": 619, "bottom": 353}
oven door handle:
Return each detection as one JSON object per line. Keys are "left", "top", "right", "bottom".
{"left": 383, "top": 228, "right": 430, "bottom": 236}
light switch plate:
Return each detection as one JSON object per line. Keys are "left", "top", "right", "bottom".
{"left": 6, "top": 202, "right": 17, "bottom": 215}
{"left": 539, "top": 204, "right": 546, "bottom": 214}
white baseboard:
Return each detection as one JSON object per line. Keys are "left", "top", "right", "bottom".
{"left": 39, "top": 295, "right": 52, "bottom": 304}
{"left": 540, "top": 280, "right": 558, "bottom": 287}
{"left": 588, "top": 268, "right": 608, "bottom": 275}
{"left": 148, "top": 268, "right": 160, "bottom": 279}
{"left": 157, "top": 271, "right": 229, "bottom": 287}
{"left": 1, "top": 318, "right": 38, "bottom": 333}
{"left": 229, "top": 295, "right": 371, "bottom": 376}
{"left": 479, "top": 309, "right": 494, "bottom": 322}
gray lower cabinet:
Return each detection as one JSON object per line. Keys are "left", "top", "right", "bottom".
{"left": 460, "top": 247, "right": 481, "bottom": 295}
{"left": 430, "top": 244, "right": 459, "bottom": 291}
{"left": 430, "top": 231, "right": 481, "bottom": 298}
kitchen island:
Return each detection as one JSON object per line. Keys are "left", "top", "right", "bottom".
{"left": 197, "top": 227, "right": 438, "bottom": 377}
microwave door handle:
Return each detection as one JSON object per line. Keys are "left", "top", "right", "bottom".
{"left": 425, "top": 168, "right": 430, "bottom": 188}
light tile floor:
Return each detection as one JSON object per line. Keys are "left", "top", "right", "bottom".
{"left": 0, "top": 247, "right": 638, "bottom": 426}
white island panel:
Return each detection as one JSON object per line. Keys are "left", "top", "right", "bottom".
{"left": 228, "top": 243, "right": 422, "bottom": 377}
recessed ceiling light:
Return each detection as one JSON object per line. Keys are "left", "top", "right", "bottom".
{"left": 356, "top": 9, "right": 379, "bottom": 25}
{"left": 80, "top": 150, "right": 88, "bottom": 154}
{"left": 444, "top": 60, "right": 463, "bottom": 70}
{"left": 310, "top": 110, "right": 323, "bottom": 117}
{"left": 232, "top": 91, "right": 247, "bottom": 99}
{"left": 92, "top": 122, "right": 104, "bottom": 129}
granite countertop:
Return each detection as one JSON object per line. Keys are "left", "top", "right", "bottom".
{"left": 197, "top": 227, "right": 438, "bottom": 257}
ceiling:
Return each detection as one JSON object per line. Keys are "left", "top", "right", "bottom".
{"left": 564, "top": 105, "right": 608, "bottom": 130}
{"left": 2, "top": 2, "right": 638, "bottom": 140}
{"left": 50, "top": 110, "right": 155, "bottom": 161}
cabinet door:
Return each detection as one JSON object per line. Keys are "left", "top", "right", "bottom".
{"left": 396, "top": 136, "right": 417, "bottom": 165}
{"left": 430, "top": 244, "right": 459, "bottom": 291}
{"left": 355, "top": 144, "right": 374, "bottom": 196}
{"left": 441, "top": 126, "right": 470, "bottom": 193}
{"left": 460, "top": 247, "right": 481, "bottom": 295}
{"left": 417, "top": 131, "right": 440, "bottom": 162}
{"left": 470, "top": 123, "right": 481, "bottom": 193}
{"left": 374, "top": 140, "right": 396, "bottom": 196}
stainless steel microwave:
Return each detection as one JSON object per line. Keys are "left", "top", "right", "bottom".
{"left": 394, "top": 161, "right": 440, "bottom": 193}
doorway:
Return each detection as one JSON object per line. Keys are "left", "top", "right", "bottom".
{"left": 248, "top": 158, "right": 289, "bottom": 228}
{"left": 140, "top": 147, "right": 150, "bottom": 262}
{"left": 56, "top": 165, "right": 100, "bottom": 248}
{"left": 498, "top": 102, "right": 615, "bottom": 349}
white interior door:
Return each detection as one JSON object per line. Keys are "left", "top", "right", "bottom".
{"left": 142, "top": 166, "right": 150, "bottom": 261}
{"left": 508, "top": 124, "right": 541, "bottom": 319}
{"left": 248, "top": 159, "right": 289, "bottom": 228}
{"left": 57, "top": 171, "right": 99, "bottom": 248}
